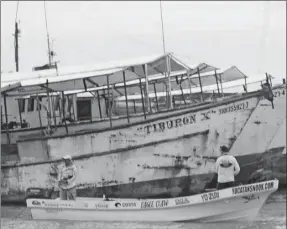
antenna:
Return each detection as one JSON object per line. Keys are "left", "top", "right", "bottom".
{"left": 44, "top": 1, "right": 53, "bottom": 66}
{"left": 14, "top": 1, "right": 20, "bottom": 72}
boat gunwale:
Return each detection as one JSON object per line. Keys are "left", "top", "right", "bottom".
{"left": 2, "top": 83, "right": 285, "bottom": 137}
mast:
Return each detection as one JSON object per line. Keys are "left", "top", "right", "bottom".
{"left": 44, "top": 1, "right": 53, "bottom": 66}
{"left": 14, "top": 22, "right": 20, "bottom": 72}
{"left": 159, "top": 0, "right": 172, "bottom": 109}
{"left": 14, "top": 1, "right": 20, "bottom": 72}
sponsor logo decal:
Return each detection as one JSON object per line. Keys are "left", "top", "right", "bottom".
{"left": 175, "top": 197, "right": 190, "bottom": 206}
{"left": 232, "top": 181, "right": 274, "bottom": 195}
{"left": 141, "top": 200, "right": 169, "bottom": 209}
{"left": 115, "top": 202, "right": 136, "bottom": 208}
{"left": 201, "top": 191, "right": 220, "bottom": 202}
{"left": 32, "top": 200, "right": 41, "bottom": 206}
{"left": 41, "top": 201, "right": 74, "bottom": 208}
{"left": 94, "top": 203, "right": 108, "bottom": 209}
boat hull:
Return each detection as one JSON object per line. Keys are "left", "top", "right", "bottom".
{"left": 26, "top": 180, "right": 278, "bottom": 222}
{"left": 1, "top": 86, "right": 286, "bottom": 204}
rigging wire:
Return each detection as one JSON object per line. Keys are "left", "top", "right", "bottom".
{"left": 15, "top": 1, "right": 19, "bottom": 23}
{"left": 159, "top": 0, "right": 166, "bottom": 55}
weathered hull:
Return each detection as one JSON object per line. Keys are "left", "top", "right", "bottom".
{"left": 1, "top": 86, "right": 286, "bottom": 204}
{"left": 1, "top": 146, "right": 283, "bottom": 204}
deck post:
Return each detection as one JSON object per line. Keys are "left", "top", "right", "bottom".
{"left": 96, "top": 91, "right": 103, "bottom": 120}
{"left": 123, "top": 71, "right": 130, "bottom": 123}
{"left": 3, "top": 93, "right": 10, "bottom": 144}
{"left": 153, "top": 83, "right": 159, "bottom": 111}
{"left": 219, "top": 73, "right": 224, "bottom": 97}
{"left": 36, "top": 95, "right": 43, "bottom": 128}
{"left": 17, "top": 99, "right": 23, "bottom": 126}
{"left": 214, "top": 70, "right": 221, "bottom": 97}
{"left": 61, "top": 92, "right": 69, "bottom": 134}
{"left": 180, "top": 83, "right": 186, "bottom": 105}
{"left": 139, "top": 78, "right": 146, "bottom": 119}
{"left": 197, "top": 67, "right": 204, "bottom": 102}
{"left": 244, "top": 75, "right": 248, "bottom": 93}
{"left": 71, "top": 95, "right": 76, "bottom": 121}
{"left": 133, "top": 100, "right": 136, "bottom": 114}
{"left": 166, "top": 55, "right": 173, "bottom": 109}
{"left": 51, "top": 94, "right": 57, "bottom": 127}
{"left": 46, "top": 79, "right": 52, "bottom": 133}
{"left": 187, "top": 71, "right": 192, "bottom": 96}
{"left": 144, "top": 64, "right": 150, "bottom": 113}
{"left": 106, "top": 75, "right": 113, "bottom": 127}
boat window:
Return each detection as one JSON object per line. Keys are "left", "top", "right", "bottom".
{"left": 28, "top": 98, "right": 34, "bottom": 112}
{"left": 77, "top": 99, "right": 91, "bottom": 121}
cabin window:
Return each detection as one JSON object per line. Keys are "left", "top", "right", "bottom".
{"left": 36, "top": 97, "right": 42, "bottom": 111}
{"left": 27, "top": 98, "right": 35, "bottom": 112}
{"left": 19, "top": 99, "right": 25, "bottom": 113}
{"left": 77, "top": 100, "right": 91, "bottom": 121}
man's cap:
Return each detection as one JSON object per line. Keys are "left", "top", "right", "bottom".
{"left": 62, "top": 155, "right": 72, "bottom": 160}
{"left": 220, "top": 145, "right": 229, "bottom": 153}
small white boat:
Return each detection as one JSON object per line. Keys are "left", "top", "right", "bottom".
{"left": 26, "top": 179, "right": 278, "bottom": 223}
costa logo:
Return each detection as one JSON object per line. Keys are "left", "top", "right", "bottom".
{"left": 115, "top": 202, "right": 136, "bottom": 207}
{"left": 115, "top": 202, "right": 121, "bottom": 207}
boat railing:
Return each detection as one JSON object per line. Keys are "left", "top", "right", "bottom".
{"left": 1, "top": 74, "right": 285, "bottom": 140}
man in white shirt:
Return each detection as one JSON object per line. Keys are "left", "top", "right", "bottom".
{"left": 215, "top": 145, "right": 240, "bottom": 190}
{"left": 57, "top": 155, "right": 77, "bottom": 200}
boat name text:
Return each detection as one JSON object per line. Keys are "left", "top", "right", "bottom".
{"left": 141, "top": 200, "right": 169, "bottom": 209}
{"left": 175, "top": 197, "right": 190, "bottom": 206}
{"left": 218, "top": 102, "right": 248, "bottom": 115}
{"left": 201, "top": 191, "right": 220, "bottom": 202}
{"left": 138, "top": 114, "right": 196, "bottom": 134}
{"left": 232, "top": 181, "right": 274, "bottom": 195}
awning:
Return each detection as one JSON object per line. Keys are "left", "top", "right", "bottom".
{"left": 1, "top": 53, "right": 190, "bottom": 97}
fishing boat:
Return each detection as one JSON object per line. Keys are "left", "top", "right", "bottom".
{"left": 26, "top": 179, "right": 278, "bottom": 222}
{"left": 1, "top": 56, "right": 285, "bottom": 204}
{"left": 1, "top": 1, "right": 286, "bottom": 205}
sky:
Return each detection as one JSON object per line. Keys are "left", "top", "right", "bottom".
{"left": 1, "top": 1, "right": 286, "bottom": 83}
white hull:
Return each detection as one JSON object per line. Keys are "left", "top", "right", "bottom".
{"left": 27, "top": 180, "right": 278, "bottom": 222}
